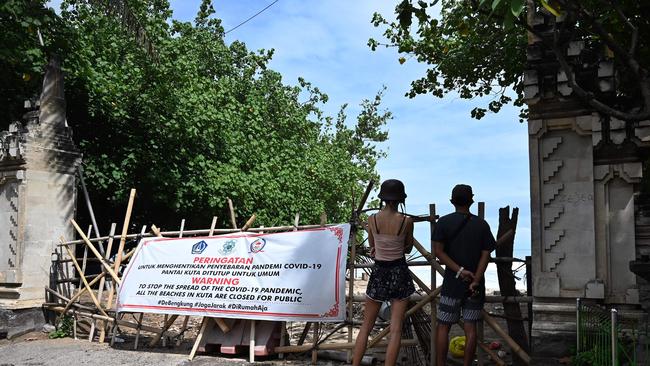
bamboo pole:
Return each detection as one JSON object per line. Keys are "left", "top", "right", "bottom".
{"left": 58, "top": 272, "right": 106, "bottom": 319}
{"left": 312, "top": 322, "right": 320, "bottom": 364}
{"left": 58, "top": 224, "right": 340, "bottom": 246}
{"left": 367, "top": 290, "right": 439, "bottom": 348}
{"left": 429, "top": 203, "right": 437, "bottom": 366}
{"left": 274, "top": 339, "right": 419, "bottom": 353}
{"left": 45, "top": 306, "right": 165, "bottom": 334}
{"left": 188, "top": 318, "right": 209, "bottom": 360}
{"left": 483, "top": 313, "right": 531, "bottom": 364}
{"left": 62, "top": 243, "right": 109, "bottom": 318}
{"left": 134, "top": 313, "right": 144, "bottom": 350}
{"left": 241, "top": 214, "right": 257, "bottom": 231}
{"left": 78, "top": 225, "right": 92, "bottom": 290}
{"left": 45, "top": 287, "right": 96, "bottom": 312}
{"left": 105, "top": 188, "right": 135, "bottom": 345}
{"left": 149, "top": 314, "right": 179, "bottom": 347}
{"left": 250, "top": 320, "right": 256, "bottom": 363}
{"left": 227, "top": 198, "right": 237, "bottom": 229}
{"left": 77, "top": 165, "right": 104, "bottom": 255}
{"left": 70, "top": 220, "right": 121, "bottom": 285}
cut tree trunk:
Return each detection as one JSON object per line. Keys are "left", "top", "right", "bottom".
{"left": 495, "top": 206, "right": 529, "bottom": 366}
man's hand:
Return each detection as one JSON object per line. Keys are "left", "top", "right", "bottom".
{"left": 469, "top": 280, "right": 480, "bottom": 296}
{"left": 459, "top": 269, "right": 475, "bottom": 282}
{"left": 369, "top": 247, "right": 376, "bottom": 258}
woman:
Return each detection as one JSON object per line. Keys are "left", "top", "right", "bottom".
{"left": 353, "top": 179, "right": 415, "bottom": 366}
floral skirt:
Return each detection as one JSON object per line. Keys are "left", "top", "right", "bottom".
{"left": 366, "top": 257, "right": 415, "bottom": 302}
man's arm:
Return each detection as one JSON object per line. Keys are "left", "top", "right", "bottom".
{"left": 470, "top": 250, "right": 491, "bottom": 292}
{"left": 434, "top": 241, "right": 474, "bottom": 281}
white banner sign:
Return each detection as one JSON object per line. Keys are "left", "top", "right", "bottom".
{"left": 117, "top": 224, "right": 349, "bottom": 322}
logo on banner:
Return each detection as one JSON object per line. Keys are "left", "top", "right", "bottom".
{"left": 191, "top": 240, "right": 208, "bottom": 254}
{"left": 218, "top": 240, "right": 237, "bottom": 256}
{"left": 250, "top": 238, "right": 266, "bottom": 253}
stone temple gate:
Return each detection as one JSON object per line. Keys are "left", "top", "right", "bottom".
{"left": 0, "top": 57, "right": 81, "bottom": 334}
{"left": 525, "top": 7, "right": 650, "bottom": 361}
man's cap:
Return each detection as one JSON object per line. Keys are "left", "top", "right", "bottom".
{"left": 378, "top": 179, "right": 407, "bottom": 203}
{"left": 451, "top": 184, "right": 474, "bottom": 206}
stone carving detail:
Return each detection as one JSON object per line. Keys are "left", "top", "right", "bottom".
{"left": 543, "top": 160, "right": 563, "bottom": 183}
{"left": 544, "top": 230, "right": 565, "bottom": 251}
{"left": 0, "top": 123, "right": 26, "bottom": 161}
{"left": 0, "top": 181, "right": 20, "bottom": 269}
{"left": 543, "top": 183, "right": 564, "bottom": 206}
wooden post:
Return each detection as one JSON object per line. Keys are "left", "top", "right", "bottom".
{"left": 134, "top": 313, "right": 144, "bottom": 350}
{"left": 94, "top": 223, "right": 117, "bottom": 342}
{"left": 188, "top": 318, "right": 209, "bottom": 360}
{"left": 347, "top": 221, "right": 356, "bottom": 362}
{"left": 250, "top": 320, "right": 256, "bottom": 363}
{"left": 62, "top": 243, "right": 109, "bottom": 318}
{"left": 58, "top": 272, "right": 106, "bottom": 320}
{"left": 495, "top": 206, "right": 529, "bottom": 366}
{"left": 311, "top": 322, "right": 320, "bottom": 364}
{"left": 429, "top": 203, "right": 437, "bottom": 366}
{"left": 227, "top": 197, "right": 237, "bottom": 229}
{"left": 78, "top": 225, "right": 92, "bottom": 290}
{"left": 477, "top": 202, "right": 485, "bottom": 365}
{"left": 70, "top": 220, "right": 121, "bottom": 285}
{"left": 99, "top": 188, "right": 136, "bottom": 322}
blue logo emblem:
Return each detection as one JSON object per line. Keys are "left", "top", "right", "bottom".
{"left": 218, "top": 240, "right": 237, "bottom": 256}
{"left": 250, "top": 238, "right": 266, "bottom": 253}
{"left": 192, "top": 240, "right": 208, "bottom": 254}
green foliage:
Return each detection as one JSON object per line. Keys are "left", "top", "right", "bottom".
{"left": 0, "top": 0, "right": 67, "bottom": 122}
{"left": 1, "top": 0, "right": 391, "bottom": 228}
{"left": 369, "top": 0, "right": 527, "bottom": 120}
{"left": 48, "top": 316, "right": 73, "bottom": 339}
{"left": 370, "top": 1, "right": 650, "bottom": 121}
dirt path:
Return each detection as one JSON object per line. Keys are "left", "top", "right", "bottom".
{"left": 0, "top": 332, "right": 341, "bottom": 366}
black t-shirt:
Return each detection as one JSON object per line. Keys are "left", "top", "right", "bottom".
{"left": 432, "top": 212, "right": 496, "bottom": 299}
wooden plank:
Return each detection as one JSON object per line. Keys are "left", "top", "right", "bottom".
{"left": 495, "top": 206, "right": 529, "bottom": 366}
{"left": 70, "top": 220, "right": 121, "bottom": 285}
{"left": 429, "top": 203, "right": 437, "bottom": 366}
{"left": 188, "top": 318, "right": 209, "bottom": 360}
{"left": 62, "top": 243, "right": 109, "bottom": 318}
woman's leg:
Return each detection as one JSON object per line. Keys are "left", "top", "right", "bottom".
{"left": 384, "top": 298, "right": 409, "bottom": 366}
{"left": 352, "top": 298, "right": 381, "bottom": 366}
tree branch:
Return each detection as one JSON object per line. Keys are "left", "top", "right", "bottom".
{"left": 558, "top": 0, "right": 650, "bottom": 111}
{"left": 519, "top": 17, "right": 650, "bottom": 121}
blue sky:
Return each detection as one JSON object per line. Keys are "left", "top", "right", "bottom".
{"left": 51, "top": 0, "right": 531, "bottom": 288}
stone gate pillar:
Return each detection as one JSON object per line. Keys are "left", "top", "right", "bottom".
{"left": 525, "top": 7, "right": 650, "bottom": 363}
{"left": 0, "top": 57, "right": 81, "bottom": 333}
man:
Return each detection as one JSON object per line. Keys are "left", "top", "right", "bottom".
{"left": 432, "top": 184, "right": 496, "bottom": 366}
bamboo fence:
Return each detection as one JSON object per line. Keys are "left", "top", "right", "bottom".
{"left": 44, "top": 184, "right": 532, "bottom": 365}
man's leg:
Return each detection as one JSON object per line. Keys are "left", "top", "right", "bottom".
{"left": 436, "top": 295, "right": 461, "bottom": 366}
{"left": 461, "top": 298, "right": 483, "bottom": 366}
{"left": 462, "top": 321, "right": 477, "bottom": 366}
{"left": 385, "top": 298, "right": 409, "bottom": 366}
{"left": 352, "top": 298, "right": 381, "bottom": 366}
{"left": 436, "top": 323, "right": 451, "bottom": 366}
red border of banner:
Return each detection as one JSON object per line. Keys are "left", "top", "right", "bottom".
{"left": 118, "top": 226, "right": 346, "bottom": 319}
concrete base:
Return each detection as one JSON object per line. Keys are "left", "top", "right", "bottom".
{"left": 0, "top": 307, "right": 45, "bottom": 340}
{"left": 531, "top": 329, "right": 574, "bottom": 361}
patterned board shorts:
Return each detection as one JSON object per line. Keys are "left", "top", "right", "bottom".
{"left": 437, "top": 295, "right": 484, "bottom": 324}
{"left": 366, "top": 258, "right": 415, "bottom": 302}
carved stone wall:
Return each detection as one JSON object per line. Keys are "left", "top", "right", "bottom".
{"left": 0, "top": 57, "right": 81, "bottom": 310}
{"left": 525, "top": 6, "right": 650, "bottom": 361}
